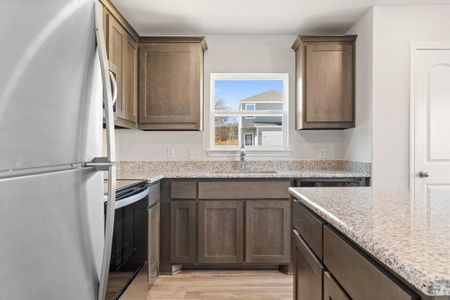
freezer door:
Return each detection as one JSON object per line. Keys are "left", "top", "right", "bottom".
{"left": 0, "top": 0, "right": 102, "bottom": 172}
{"left": 0, "top": 168, "right": 104, "bottom": 300}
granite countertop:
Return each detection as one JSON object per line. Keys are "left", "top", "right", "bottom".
{"left": 116, "top": 170, "right": 369, "bottom": 183}
{"left": 289, "top": 187, "right": 450, "bottom": 296}
{"left": 115, "top": 160, "right": 371, "bottom": 183}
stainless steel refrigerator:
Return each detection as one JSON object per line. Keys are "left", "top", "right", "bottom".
{"left": 0, "top": 1, "right": 117, "bottom": 299}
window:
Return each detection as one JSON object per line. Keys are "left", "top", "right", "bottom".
{"left": 244, "top": 104, "right": 256, "bottom": 120}
{"left": 210, "top": 73, "right": 289, "bottom": 152}
{"left": 244, "top": 133, "right": 254, "bottom": 146}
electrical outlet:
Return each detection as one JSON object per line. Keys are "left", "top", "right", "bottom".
{"left": 318, "top": 148, "right": 326, "bottom": 159}
{"left": 167, "top": 146, "right": 175, "bottom": 159}
{"left": 189, "top": 147, "right": 201, "bottom": 160}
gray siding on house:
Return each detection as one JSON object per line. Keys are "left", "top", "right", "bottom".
{"left": 241, "top": 103, "right": 283, "bottom": 110}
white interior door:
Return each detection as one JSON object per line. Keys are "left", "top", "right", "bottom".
{"left": 413, "top": 46, "right": 450, "bottom": 196}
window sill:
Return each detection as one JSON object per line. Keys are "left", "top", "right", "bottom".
{"left": 207, "top": 148, "right": 292, "bottom": 157}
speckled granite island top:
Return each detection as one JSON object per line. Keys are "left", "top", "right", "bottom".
{"left": 288, "top": 187, "right": 450, "bottom": 296}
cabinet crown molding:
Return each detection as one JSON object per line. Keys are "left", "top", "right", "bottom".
{"left": 291, "top": 35, "right": 357, "bottom": 51}
{"left": 138, "top": 36, "right": 208, "bottom": 52}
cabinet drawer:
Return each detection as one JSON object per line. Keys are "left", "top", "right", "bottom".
{"left": 170, "top": 181, "right": 197, "bottom": 199}
{"left": 293, "top": 229, "right": 323, "bottom": 300}
{"left": 198, "top": 181, "right": 290, "bottom": 199}
{"left": 292, "top": 199, "right": 324, "bottom": 259}
{"left": 324, "top": 271, "right": 349, "bottom": 300}
{"left": 323, "top": 226, "right": 417, "bottom": 300}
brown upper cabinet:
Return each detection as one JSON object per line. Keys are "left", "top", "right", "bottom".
{"left": 138, "top": 37, "right": 207, "bottom": 130}
{"left": 292, "top": 35, "right": 357, "bottom": 130}
{"left": 103, "top": 7, "right": 138, "bottom": 128}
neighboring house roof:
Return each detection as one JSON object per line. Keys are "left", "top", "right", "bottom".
{"left": 238, "top": 90, "right": 282, "bottom": 106}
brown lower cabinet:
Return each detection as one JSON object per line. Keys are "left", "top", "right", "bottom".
{"left": 246, "top": 200, "right": 291, "bottom": 263}
{"left": 292, "top": 199, "right": 419, "bottom": 300}
{"left": 165, "top": 179, "right": 292, "bottom": 271}
{"left": 170, "top": 201, "right": 196, "bottom": 263}
{"left": 293, "top": 229, "right": 323, "bottom": 300}
{"left": 324, "top": 271, "right": 350, "bottom": 300}
{"left": 198, "top": 201, "right": 244, "bottom": 264}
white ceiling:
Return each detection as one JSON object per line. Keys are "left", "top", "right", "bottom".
{"left": 112, "top": 0, "right": 450, "bottom": 35}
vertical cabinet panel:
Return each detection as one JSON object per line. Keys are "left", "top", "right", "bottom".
{"left": 104, "top": 9, "right": 137, "bottom": 128}
{"left": 198, "top": 201, "right": 244, "bottom": 263}
{"left": 293, "top": 36, "right": 356, "bottom": 130}
{"left": 246, "top": 200, "right": 290, "bottom": 263}
{"left": 170, "top": 201, "right": 196, "bottom": 263}
{"left": 107, "top": 14, "right": 125, "bottom": 119}
{"left": 139, "top": 41, "right": 204, "bottom": 130}
{"left": 123, "top": 36, "right": 138, "bottom": 123}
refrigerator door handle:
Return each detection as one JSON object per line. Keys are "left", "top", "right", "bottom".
{"left": 94, "top": 2, "right": 116, "bottom": 300}
{"left": 109, "top": 70, "right": 117, "bottom": 105}
{"left": 84, "top": 157, "right": 113, "bottom": 171}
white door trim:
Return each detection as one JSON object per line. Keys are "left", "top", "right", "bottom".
{"left": 409, "top": 42, "right": 450, "bottom": 195}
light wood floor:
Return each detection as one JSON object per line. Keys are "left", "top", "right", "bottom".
{"left": 144, "top": 270, "right": 293, "bottom": 300}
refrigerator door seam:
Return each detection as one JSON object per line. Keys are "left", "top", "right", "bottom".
{"left": 0, "top": 163, "right": 95, "bottom": 180}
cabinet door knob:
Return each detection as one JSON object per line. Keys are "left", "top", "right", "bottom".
{"left": 418, "top": 171, "right": 430, "bottom": 178}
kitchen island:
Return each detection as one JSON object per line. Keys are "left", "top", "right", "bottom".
{"left": 289, "top": 187, "right": 450, "bottom": 299}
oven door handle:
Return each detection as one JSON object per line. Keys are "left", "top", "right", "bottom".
{"left": 115, "top": 187, "right": 150, "bottom": 210}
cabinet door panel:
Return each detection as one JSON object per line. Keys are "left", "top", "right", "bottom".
{"left": 170, "top": 201, "right": 196, "bottom": 263}
{"left": 123, "top": 36, "right": 137, "bottom": 123}
{"left": 293, "top": 229, "right": 323, "bottom": 300}
{"left": 246, "top": 200, "right": 290, "bottom": 263}
{"left": 105, "top": 10, "right": 137, "bottom": 128}
{"left": 139, "top": 43, "right": 203, "bottom": 130}
{"left": 198, "top": 201, "right": 244, "bottom": 263}
{"left": 324, "top": 271, "right": 350, "bottom": 300}
{"left": 305, "top": 42, "right": 353, "bottom": 123}
{"left": 107, "top": 15, "right": 125, "bottom": 119}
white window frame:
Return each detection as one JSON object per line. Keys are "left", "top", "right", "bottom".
{"left": 208, "top": 73, "right": 289, "bottom": 155}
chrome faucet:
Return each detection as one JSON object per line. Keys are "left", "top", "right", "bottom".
{"left": 240, "top": 145, "right": 247, "bottom": 170}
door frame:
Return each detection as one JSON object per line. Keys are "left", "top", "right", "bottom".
{"left": 409, "top": 42, "right": 450, "bottom": 195}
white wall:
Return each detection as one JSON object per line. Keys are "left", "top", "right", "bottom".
{"left": 116, "top": 35, "right": 345, "bottom": 161}
{"left": 343, "top": 9, "right": 373, "bottom": 163}
{"left": 371, "top": 6, "right": 450, "bottom": 187}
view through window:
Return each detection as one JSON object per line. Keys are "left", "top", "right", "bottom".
{"left": 210, "top": 74, "right": 288, "bottom": 151}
